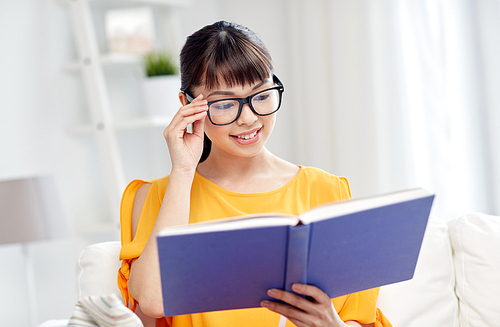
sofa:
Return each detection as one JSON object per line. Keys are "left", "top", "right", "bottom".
{"left": 377, "top": 212, "right": 500, "bottom": 326}
{"left": 55, "top": 212, "right": 500, "bottom": 327}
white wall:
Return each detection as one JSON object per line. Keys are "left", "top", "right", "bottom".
{"left": 0, "top": 0, "right": 294, "bottom": 325}
{"left": 0, "top": 2, "right": 79, "bottom": 325}
{"left": 0, "top": 0, "right": 221, "bottom": 325}
{"left": 212, "top": 0, "right": 294, "bottom": 163}
{"left": 0, "top": 2, "right": 52, "bottom": 179}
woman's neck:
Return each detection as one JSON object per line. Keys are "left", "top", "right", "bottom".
{"left": 198, "top": 146, "right": 274, "bottom": 179}
{"left": 196, "top": 147, "right": 299, "bottom": 193}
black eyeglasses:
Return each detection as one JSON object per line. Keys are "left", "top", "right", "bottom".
{"left": 185, "top": 74, "right": 285, "bottom": 125}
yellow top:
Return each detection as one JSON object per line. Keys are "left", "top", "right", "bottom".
{"left": 118, "top": 166, "right": 392, "bottom": 327}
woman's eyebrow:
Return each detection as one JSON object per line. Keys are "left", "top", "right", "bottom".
{"left": 251, "top": 78, "right": 271, "bottom": 90}
{"left": 207, "top": 78, "right": 272, "bottom": 98}
{"left": 207, "top": 90, "right": 235, "bottom": 97}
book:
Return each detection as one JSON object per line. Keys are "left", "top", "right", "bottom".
{"left": 156, "top": 188, "right": 434, "bottom": 316}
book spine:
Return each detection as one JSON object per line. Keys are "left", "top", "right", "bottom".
{"left": 284, "top": 224, "right": 311, "bottom": 292}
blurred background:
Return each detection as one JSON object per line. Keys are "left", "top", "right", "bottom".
{"left": 1, "top": 0, "right": 499, "bottom": 325}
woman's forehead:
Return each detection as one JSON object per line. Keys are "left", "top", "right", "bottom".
{"left": 199, "top": 76, "right": 273, "bottom": 94}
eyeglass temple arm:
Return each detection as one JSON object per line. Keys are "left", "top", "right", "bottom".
{"left": 184, "top": 74, "right": 283, "bottom": 102}
{"left": 184, "top": 93, "right": 195, "bottom": 103}
{"left": 273, "top": 74, "right": 283, "bottom": 88}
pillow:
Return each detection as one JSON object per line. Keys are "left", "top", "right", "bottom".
{"left": 448, "top": 213, "right": 500, "bottom": 327}
{"left": 377, "top": 215, "right": 459, "bottom": 327}
{"left": 76, "top": 241, "right": 122, "bottom": 300}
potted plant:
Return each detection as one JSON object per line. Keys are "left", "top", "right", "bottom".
{"left": 142, "top": 52, "right": 181, "bottom": 117}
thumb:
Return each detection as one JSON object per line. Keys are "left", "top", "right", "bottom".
{"left": 192, "top": 114, "right": 206, "bottom": 139}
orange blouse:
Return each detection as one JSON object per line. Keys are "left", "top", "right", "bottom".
{"left": 118, "top": 166, "right": 392, "bottom": 327}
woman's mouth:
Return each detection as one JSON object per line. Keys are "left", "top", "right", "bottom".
{"left": 232, "top": 128, "right": 261, "bottom": 144}
{"left": 237, "top": 130, "right": 258, "bottom": 140}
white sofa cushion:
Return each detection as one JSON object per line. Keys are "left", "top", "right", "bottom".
{"left": 76, "top": 241, "right": 122, "bottom": 300}
{"left": 377, "top": 215, "right": 459, "bottom": 327}
{"left": 448, "top": 213, "right": 500, "bottom": 327}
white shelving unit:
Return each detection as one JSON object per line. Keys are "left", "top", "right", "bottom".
{"left": 62, "top": 53, "right": 143, "bottom": 72}
{"left": 69, "top": 115, "right": 173, "bottom": 134}
{"left": 63, "top": 0, "right": 189, "bottom": 224}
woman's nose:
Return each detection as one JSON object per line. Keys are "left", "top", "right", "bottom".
{"left": 236, "top": 103, "right": 258, "bottom": 125}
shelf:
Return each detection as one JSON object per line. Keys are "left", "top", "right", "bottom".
{"left": 58, "top": 0, "right": 191, "bottom": 7}
{"left": 103, "top": 0, "right": 192, "bottom": 6}
{"left": 69, "top": 115, "right": 172, "bottom": 135}
{"left": 116, "top": 115, "right": 172, "bottom": 130}
{"left": 62, "top": 0, "right": 186, "bottom": 228}
{"left": 62, "top": 53, "right": 144, "bottom": 72}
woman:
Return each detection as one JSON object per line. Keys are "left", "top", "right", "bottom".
{"left": 118, "top": 21, "right": 392, "bottom": 327}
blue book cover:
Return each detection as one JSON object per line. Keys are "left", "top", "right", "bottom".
{"left": 157, "top": 188, "right": 434, "bottom": 317}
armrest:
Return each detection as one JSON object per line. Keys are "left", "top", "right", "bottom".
{"left": 76, "top": 241, "right": 122, "bottom": 300}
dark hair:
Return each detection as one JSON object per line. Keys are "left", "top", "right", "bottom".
{"left": 179, "top": 21, "right": 274, "bottom": 162}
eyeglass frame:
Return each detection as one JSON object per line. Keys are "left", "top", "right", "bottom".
{"left": 184, "top": 74, "right": 285, "bottom": 126}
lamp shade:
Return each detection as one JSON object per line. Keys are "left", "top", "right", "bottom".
{"left": 0, "top": 176, "right": 68, "bottom": 245}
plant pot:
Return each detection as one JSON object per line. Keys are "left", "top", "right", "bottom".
{"left": 142, "top": 75, "right": 181, "bottom": 117}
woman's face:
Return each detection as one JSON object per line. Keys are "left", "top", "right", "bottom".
{"left": 191, "top": 76, "right": 277, "bottom": 159}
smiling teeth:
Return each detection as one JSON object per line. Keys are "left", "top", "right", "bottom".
{"left": 237, "top": 131, "right": 258, "bottom": 140}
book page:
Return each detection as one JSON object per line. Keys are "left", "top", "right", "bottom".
{"left": 299, "top": 188, "right": 431, "bottom": 224}
{"left": 158, "top": 214, "right": 299, "bottom": 237}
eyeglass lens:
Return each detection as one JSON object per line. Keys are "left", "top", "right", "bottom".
{"left": 209, "top": 88, "right": 281, "bottom": 125}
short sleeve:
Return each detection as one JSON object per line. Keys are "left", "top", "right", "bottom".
{"left": 337, "top": 288, "right": 392, "bottom": 326}
{"left": 338, "top": 176, "right": 351, "bottom": 200}
{"left": 117, "top": 178, "right": 164, "bottom": 310}
{"left": 298, "top": 167, "right": 351, "bottom": 208}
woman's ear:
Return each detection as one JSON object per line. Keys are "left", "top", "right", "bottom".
{"left": 178, "top": 92, "right": 189, "bottom": 106}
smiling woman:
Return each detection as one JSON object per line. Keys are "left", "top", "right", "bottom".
{"left": 118, "top": 21, "right": 392, "bottom": 327}
{"left": 179, "top": 21, "right": 278, "bottom": 162}
{"left": 185, "top": 74, "right": 284, "bottom": 162}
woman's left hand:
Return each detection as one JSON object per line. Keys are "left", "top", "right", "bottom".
{"left": 261, "top": 283, "right": 348, "bottom": 327}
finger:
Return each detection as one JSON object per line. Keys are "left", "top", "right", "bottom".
{"left": 180, "top": 109, "right": 207, "bottom": 124}
{"left": 175, "top": 101, "right": 208, "bottom": 119}
{"left": 191, "top": 113, "right": 206, "bottom": 138}
{"left": 192, "top": 93, "right": 204, "bottom": 102}
{"left": 266, "top": 288, "right": 317, "bottom": 314}
{"left": 173, "top": 111, "right": 207, "bottom": 134}
{"left": 292, "top": 284, "right": 344, "bottom": 324}
{"left": 164, "top": 111, "right": 207, "bottom": 141}
{"left": 291, "top": 284, "right": 331, "bottom": 304}
{"left": 260, "top": 300, "right": 309, "bottom": 326}
{"left": 181, "top": 93, "right": 205, "bottom": 107}
{"left": 169, "top": 103, "right": 208, "bottom": 129}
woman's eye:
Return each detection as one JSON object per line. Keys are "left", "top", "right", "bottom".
{"left": 212, "top": 102, "right": 235, "bottom": 110}
{"left": 254, "top": 93, "right": 270, "bottom": 102}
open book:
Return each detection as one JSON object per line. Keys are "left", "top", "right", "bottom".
{"left": 157, "top": 188, "right": 434, "bottom": 316}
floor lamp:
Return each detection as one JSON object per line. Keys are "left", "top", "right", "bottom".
{"left": 0, "top": 176, "right": 68, "bottom": 327}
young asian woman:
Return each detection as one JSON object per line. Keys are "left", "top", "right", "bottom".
{"left": 118, "top": 21, "right": 392, "bottom": 327}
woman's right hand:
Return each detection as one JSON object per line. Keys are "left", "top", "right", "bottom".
{"left": 130, "top": 95, "right": 207, "bottom": 319}
{"left": 163, "top": 94, "right": 208, "bottom": 173}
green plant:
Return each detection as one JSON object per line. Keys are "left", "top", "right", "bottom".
{"left": 144, "top": 52, "right": 178, "bottom": 77}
